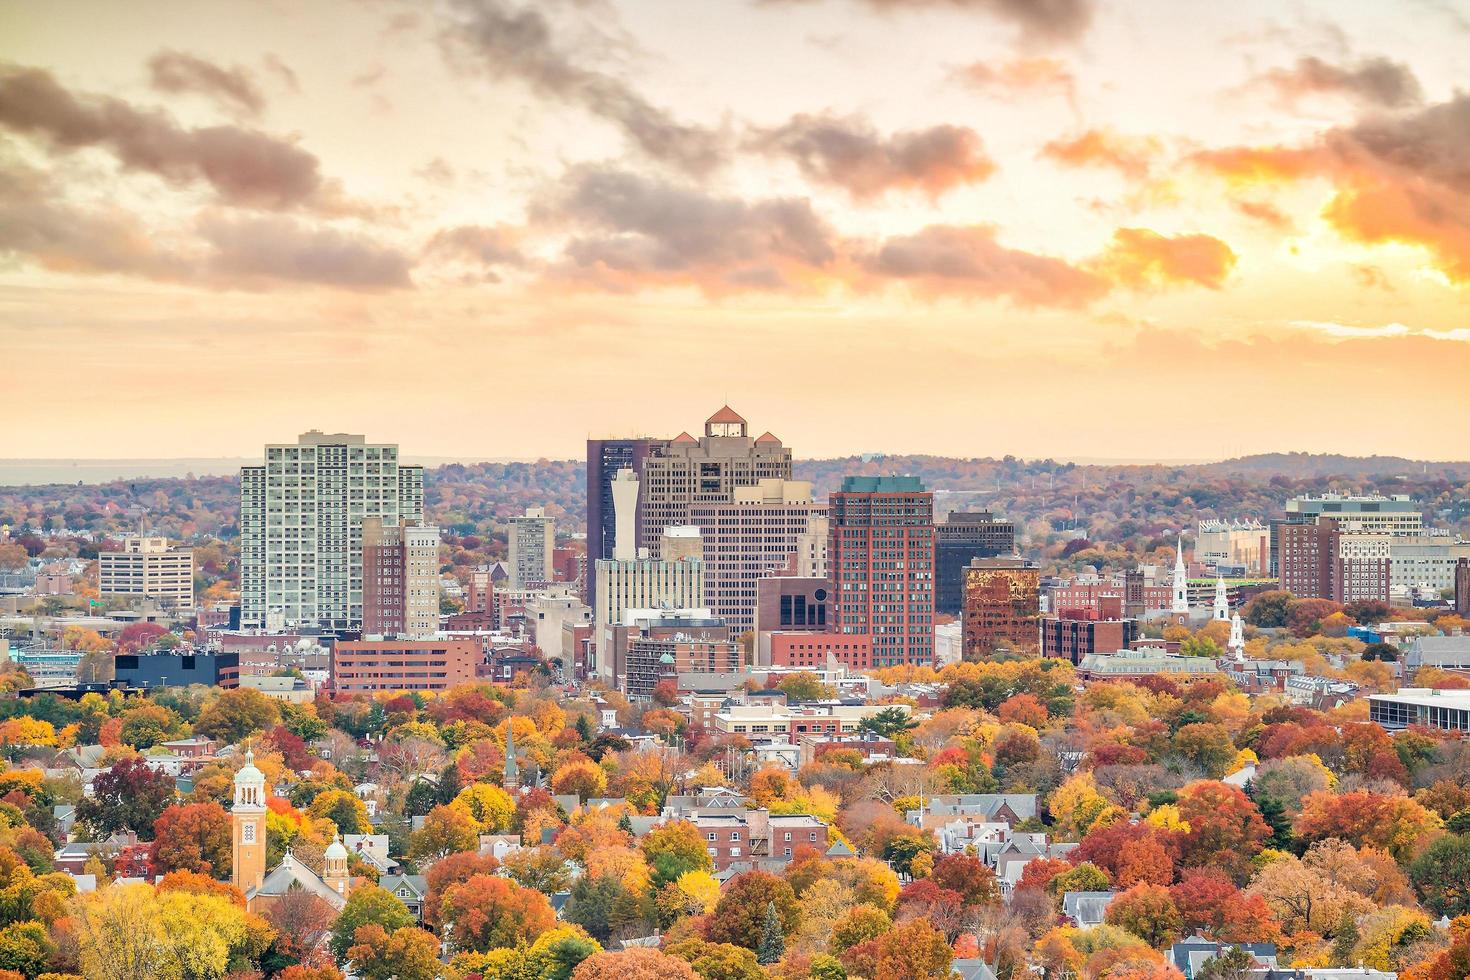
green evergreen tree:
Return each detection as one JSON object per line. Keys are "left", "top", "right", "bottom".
{"left": 1255, "top": 794, "right": 1296, "bottom": 852}
{"left": 575, "top": 714, "right": 595, "bottom": 743}
{"left": 618, "top": 812, "right": 634, "bottom": 834}
{"left": 757, "top": 901, "right": 785, "bottom": 965}
{"left": 437, "top": 760, "right": 463, "bottom": 805}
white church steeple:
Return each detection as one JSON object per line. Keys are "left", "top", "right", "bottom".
{"left": 1171, "top": 536, "right": 1189, "bottom": 614}
{"left": 1213, "top": 575, "right": 1229, "bottom": 621}
{"left": 1228, "top": 612, "right": 1246, "bottom": 659}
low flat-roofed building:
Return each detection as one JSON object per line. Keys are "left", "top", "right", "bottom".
{"left": 332, "top": 638, "right": 481, "bottom": 693}
{"left": 1076, "top": 647, "right": 1219, "bottom": 679}
{"left": 1369, "top": 687, "right": 1470, "bottom": 732}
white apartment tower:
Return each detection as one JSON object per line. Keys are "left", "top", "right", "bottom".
{"left": 240, "top": 431, "right": 424, "bottom": 630}
{"left": 508, "top": 507, "right": 555, "bottom": 590}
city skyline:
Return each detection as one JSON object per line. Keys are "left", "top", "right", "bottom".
{"left": 4, "top": 0, "right": 1470, "bottom": 461}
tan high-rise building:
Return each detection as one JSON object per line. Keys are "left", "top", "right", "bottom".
{"left": 508, "top": 507, "right": 556, "bottom": 590}
{"left": 98, "top": 536, "right": 194, "bottom": 608}
{"left": 363, "top": 518, "right": 441, "bottom": 639}
{"left": 639, "top": 407, "right": 792, "bottom": 557}
{"left": 231, "top": 751, "right": 267, "bottom": 897}
{"left": 691, "top": 480, "right": 827, "bottom": 638}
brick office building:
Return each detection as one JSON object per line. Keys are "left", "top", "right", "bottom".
{"left": 829, "top": 476, "right": 935, "bottom": 667}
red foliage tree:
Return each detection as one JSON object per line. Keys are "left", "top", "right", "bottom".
{"left": 438, "top": 873, "right": 556, "bottom": 952}
{"left": 150, "top": 801, "right": 233, "bottom": 878}
{"left": 423, "top": 850, "right": 501, "bottom": 927}
{"left": 1175, "top": 781, "right": 1270, "bottom": 881}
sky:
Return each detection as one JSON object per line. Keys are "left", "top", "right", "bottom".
{"left": 2, "top": 0, "right": 1470, "bottom": 463}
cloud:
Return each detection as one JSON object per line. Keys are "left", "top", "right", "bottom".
{"left": 764, "top": 0, "right": 1094, "bottom": 45}
{"left": 1192, "top": 92, "right": 1470, "bottom": 281}
{"left": 1259, "top": 55, "right": 1422, "bottom": 109}
{"left": 754, "top": 114, "right": 995, "bottom": 199}
{"left": 1290, "top": 319, "right": 1470, "bottom": 342}
{"left": 1091, "top": 228, "right": 1237, "bottom": 289}
{"left": 953, "top": 56, "right": 1077, "bottom": 109}
{"left": 541, "top": 167, "right": 837, "bottom": 293}
{"left": 197, "top": 213, "right": 413, "bottom": 290}
{"left": 1233, "top": 199, "right": 1296, "bottom": 232}
{"left": 148, "top": 50, "right": 265, "bottom": 117}
{"left": 0, "top": 63, "right": 334, "bottom": 211}
{"left": 0, "top": 154, "right": 410, "bottom": 291}
{"left": 425, "top": 224, "right": 522, "bottom": 266}
{"left": 1040, "top": 128, "right": 1160, "bottom": 179}
{"left": 443, "top": 0, "right": 727, "bottom": 175}
{"left": 862, "top": 224, "right": 1108, "bottom": 305}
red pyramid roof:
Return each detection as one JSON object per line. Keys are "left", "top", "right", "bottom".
{"left": 706, "top": 405, "right": 746, "bottom": 425}
{"left": 671, "top": 431, "right": 698, "bottom": 445}
{"left": 755, "top": 431, "right": 781, "bottom": 444}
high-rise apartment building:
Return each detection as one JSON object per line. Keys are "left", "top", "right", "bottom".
{"left": 690, "top": 479, "right": 827, "bottom": 637}
{"left": 1271, "top": 494, "right": 1421, "bottom": 577}
{"left": 240, "top": 431, "right": 424, "bottom": 630}
{"left": 935, "top": 511, "right": 1015, "bottom": 615}
{"left": 795, "top": 515, "right": 830, "bottom": 579}
{"left": 362, "top": 518, "right": 441, "bottom": 639}
{"left": 586, "top": 438, "right": 663, "bottom": 600}
{"left": 639, "top": 407, "right": 792, "bottom": 556}
{"left": 98, "top": 536, "right": 194, "bottom": 607}
{"left": 828, "top": 476, "right": 935, "bottom": 668}
{"left": 961, "top": 556, "right": 1041, "bottom": 659}
{"left": 507, "top": 507, "right": 555, "bottom": 590}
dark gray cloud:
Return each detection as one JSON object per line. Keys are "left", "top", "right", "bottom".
{"left": 148, "top": 50, "right": 266, "bottom": 117}
{"left": 444, "top": 0, "right": 727, "bottom": 175}
{"left": 754, "top": 114, "right": 995, "bottom": 199}
{"left": 0, "top": 63, "right": 328, "bottom": 210}
{"left": 197, "top": 213, "right": 413, "bottom": 290}
{"left": 1262, "top": 55, "right": 1423, "bottom": 108}
{"left": 762, "top": 0, "right": 1094, "bottom": 45}
{"left": 542, "top": 167, "right": 836, "bottom": 291}
{"left": 1342, "top": 92, "right": 1470, "bottom": 191}
{"left": 864, "top": 224, "right": 1108, "bottom": 305}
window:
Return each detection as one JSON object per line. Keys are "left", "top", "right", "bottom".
{"left": 707, "top": 833, "right": 717, "bottom": 841}
{"left": 242, "top": 823, "right": 257, "bottom": 844}
{"left": 784, "top": 847, "right": 792, "bottom": 857}
{"left": 730, "top": 831, "right": 740, "bottom": 841}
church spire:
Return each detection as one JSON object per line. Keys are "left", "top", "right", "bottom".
{"left": 503, "top": 725, "right": 519, "bottom": 792}
{"left": 1171, "top": 536, "right": 1189, "bottom": 614}
{"left": 1213, "top": 575, "right": 1229, "bottom": 621}
{"left": 1228, "top": 611, "right": 1246, "bottom": 659}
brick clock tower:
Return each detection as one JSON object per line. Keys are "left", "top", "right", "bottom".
{"left": 231, "top": 750, "right": 267, "bottom": 896}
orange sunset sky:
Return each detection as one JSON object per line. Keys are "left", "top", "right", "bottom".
{"left": 2, "top": 0, "right": 1469, "bottom": 462}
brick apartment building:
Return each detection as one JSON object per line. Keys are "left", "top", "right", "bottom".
{"left": 331, "top": 639, "right": 481, "bottom": 693}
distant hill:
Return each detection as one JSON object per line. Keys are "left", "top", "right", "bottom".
{"left": 1195, "top": 453, "right": 1470, "bottom": 480}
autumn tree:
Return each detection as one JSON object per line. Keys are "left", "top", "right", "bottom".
{"left": 263, "top": 887, "right": 339, "bottom": 968}
{"left": 707, "top": 871, "right": 800, "bottom": 950}
{"left": 306, "top": 789, "right": 371, "bottom": 836}
{"left": 423, "top": 851, "right": 502, "bottom": 927}
{"left": 194, "top": 688, "right": 282, "bottom": 743}
{"left": 571, "top": 948, "right": 699, "bottom": 980}
{"left": 408, "top": 804, "right": 479, "bottom": 861}
{"left": 346, "top": 924, "right": 441, "bottom": 980}
{"left": 1175, "top": 781, "right": 1270, "bottom": 880}
{"left": 1295, "top": 789, "right": 1441, "bottom": 860}
{"left": 76, "top": 756, "right": 176, "bottom": 840}
{"left": 1409, "top": 834, "right": 1470, "bottom": 917}
{"left": 149, "top": 801, "right": 232, "bottom": 878}
{"left": 439, "top": 874, "right": 556, "bottom": 953}
{"left": 1105, "top": 884, "right": 1184, "bottom": 949}
{"left": 642, "top": 820, "right": 714, "bottom": 886}
{"left": 328, "top": 884, "right": 414, "bottom": 964}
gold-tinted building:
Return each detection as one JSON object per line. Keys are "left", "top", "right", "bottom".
{"left": 961, "top": 556, "right": 1041, "bottom": 659}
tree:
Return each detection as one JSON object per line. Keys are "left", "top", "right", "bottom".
{"left": 564, "top": 875, "right": 653, "bottom": 946}
{"left": 408, "top": 804, "right": 479, "bottom": 861}
{"left": 423, "top": 851, "right": 502, "bottom": 927}
{"left": 929, "top": 853, "right": 999, "bottom": 907}
{"left": 858, "top": 707, "right": 917, "bottom": 740}
{"left": 194, "top": 688, "right": 282, "bottom": 743}
{"left": 1172, "top": 723, "right": 1237, "bottom": 779}
{"left": 642, "top": 820, "right": 714, "bottom": 886}
{"left": 1243, "top": 591, "right": 1292, "bottom": 628}
{"left": 450, "top": 783, "right": 516, "bottom": 833}
{"left": 1409, "top": 834, "right": 1470, "bottom": 917}
{"left": 76, "top": 756, "right": 176, "bottom": 840}
{"left": 1170, "top": 869, "right": 1277, "bottom": 944}
{"left": 776, "top": 673, "right": 832, "bottom": 702}
{"left": 0, "top": 920, "right": 55, "bottom": 977}
{"left": 707, "top": 871, "right": 799, "bottom": 950}
{"left": 1195, "top": 946, "right": 1256, "bottom": 980}
{"left": 571, "top": 948, "right": 698, "bottom": 980}
{"left": 329, "top": 883, "right": 413, "bottom": 965}
{"left": 440, "top": 874, "right": 556, "bottom": 953}
{"left": 1295, "top": 789, "right": 1442, "bottom": 860}
{"left": 306, "top": 789, "right": 371, "bottom": 836}
{"left": 756, "top": 902, "right": 785, "bottom": 965}
{"left": 1105, "top": 884, "right": 1183, "bottom": 949}
{"left": 263, "top": 887, "right": 339, "bottom": 968}
{"left": 346, "top": 924, "right": 441, "bottom": 980}
{"left": 667, "top": 939, "right": 765, "bottom": 980}
{"left": 552, "top": 760, "right": 609, "bottom": 803}
{"left": 831, "top": 904, "right": 891, "bottom": 954}
{"left": 149, "top": 801, "right": 232, "bottom": 878}
{"left": 873, "top": 918, "right": 953, "bottom": 980}
{"left": 1175, "top": 781, "right": 1270, "bottom": 880}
